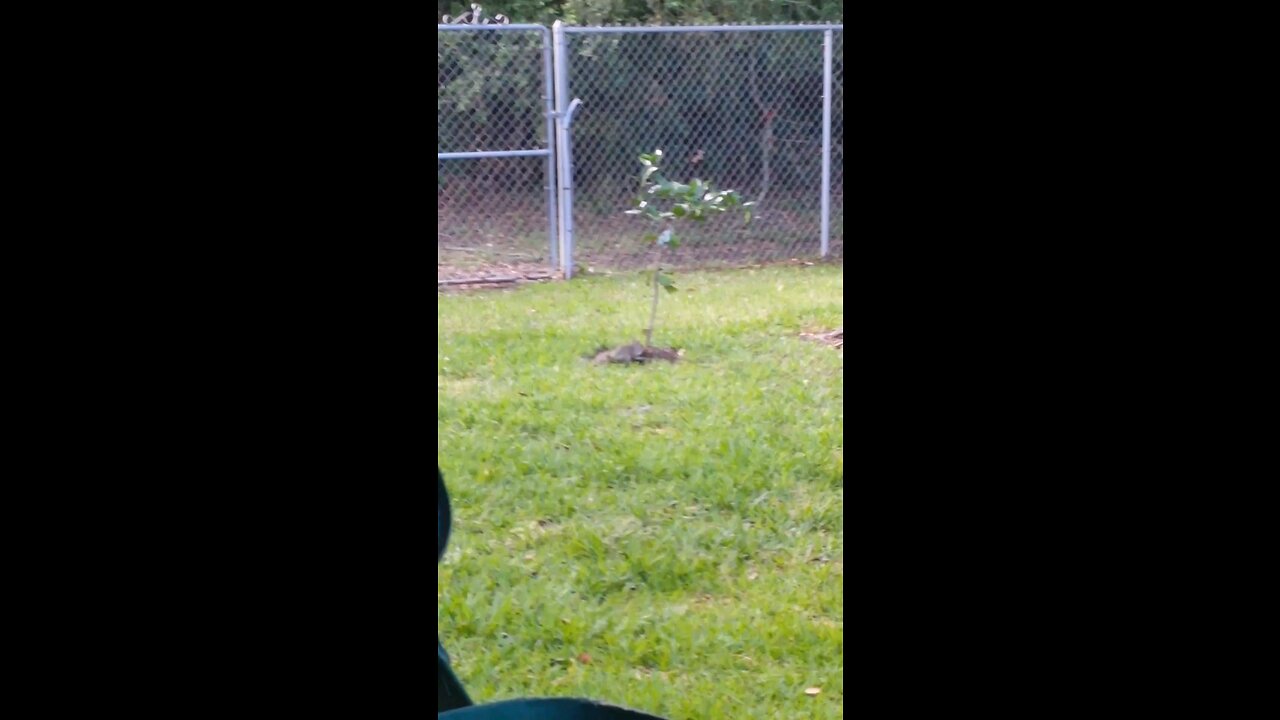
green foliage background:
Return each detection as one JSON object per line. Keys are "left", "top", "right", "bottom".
{"left": 437, "top": 0, "right": 843, "bottom": 25}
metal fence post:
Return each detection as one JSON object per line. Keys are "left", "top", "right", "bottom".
{"left": 541, "top": 25, "right": 560, "bottom": 268}
{"left": 821, "top": 28, "right": 834, "bottom": 260}
{"left": 552, "top": 21, "right": 576, "bottom": 279}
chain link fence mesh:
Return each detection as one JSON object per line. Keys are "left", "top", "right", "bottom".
{"left": 437, "top": 25, "right": 843, "bottom": 281}
{"left": 565, "top": 27, "right": 843, "bottom": 272}
{"left": 437, "top": 27, "right": 556, "bottom": 284}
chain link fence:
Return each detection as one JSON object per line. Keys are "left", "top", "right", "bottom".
{"left": 437, "top": 25, "right": 558, "bottom": 285}
{"left": 561, "top": 26, "right": 843, "bottom": 272}
{"left": 438, "top": 23, "right": 842, "bottom": 282}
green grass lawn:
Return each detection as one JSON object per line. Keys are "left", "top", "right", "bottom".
{"left": 438, "top": 264, "right": 844, "bottom": 719}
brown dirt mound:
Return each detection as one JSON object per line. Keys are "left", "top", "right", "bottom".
{"left": 588, "top": 343, "right": 681, "bottom": 365}
{"left": 801, "top": 328, "right": 844, "bottom": 350}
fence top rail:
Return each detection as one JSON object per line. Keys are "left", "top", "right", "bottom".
{"left": 558, "top": 23, "right": 842, "bottom": 34}
{"left": 436, "top": 23, "right": 841, "bottom": 35}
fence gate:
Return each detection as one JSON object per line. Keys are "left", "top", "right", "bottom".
{"left": 437, "top": 24, "right": 558, "bottom": 286}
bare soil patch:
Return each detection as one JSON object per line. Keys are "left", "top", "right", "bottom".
{"left": 801, "top": 328, "right": 844, "bottom": 350}
{"left": 588, "top": 343, "right": 682, "bottom": 365}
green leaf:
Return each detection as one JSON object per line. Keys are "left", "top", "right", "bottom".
{"left": 657, "top": 272, "right": 678, "bottom": 293}
{"left": 672, "top": 204, "right": 687, "bottom": 218}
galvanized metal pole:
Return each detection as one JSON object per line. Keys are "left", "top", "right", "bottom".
{"left": 540, "top": 26, "right": 560, "bottom": 267}
{"left": 821, "top": 29, "right": 834, "bottom": 259}
{"left": 560, "top": 24, "right": 842, "bottom": 34}
{"left": 552, "top": 21, "right": 576, "bottom": 279}
{"left": 437, "top": 150, "right": 549, "bottom": 160}
{"left": 559, "top": 99, "right": 581, "bottom": 278}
